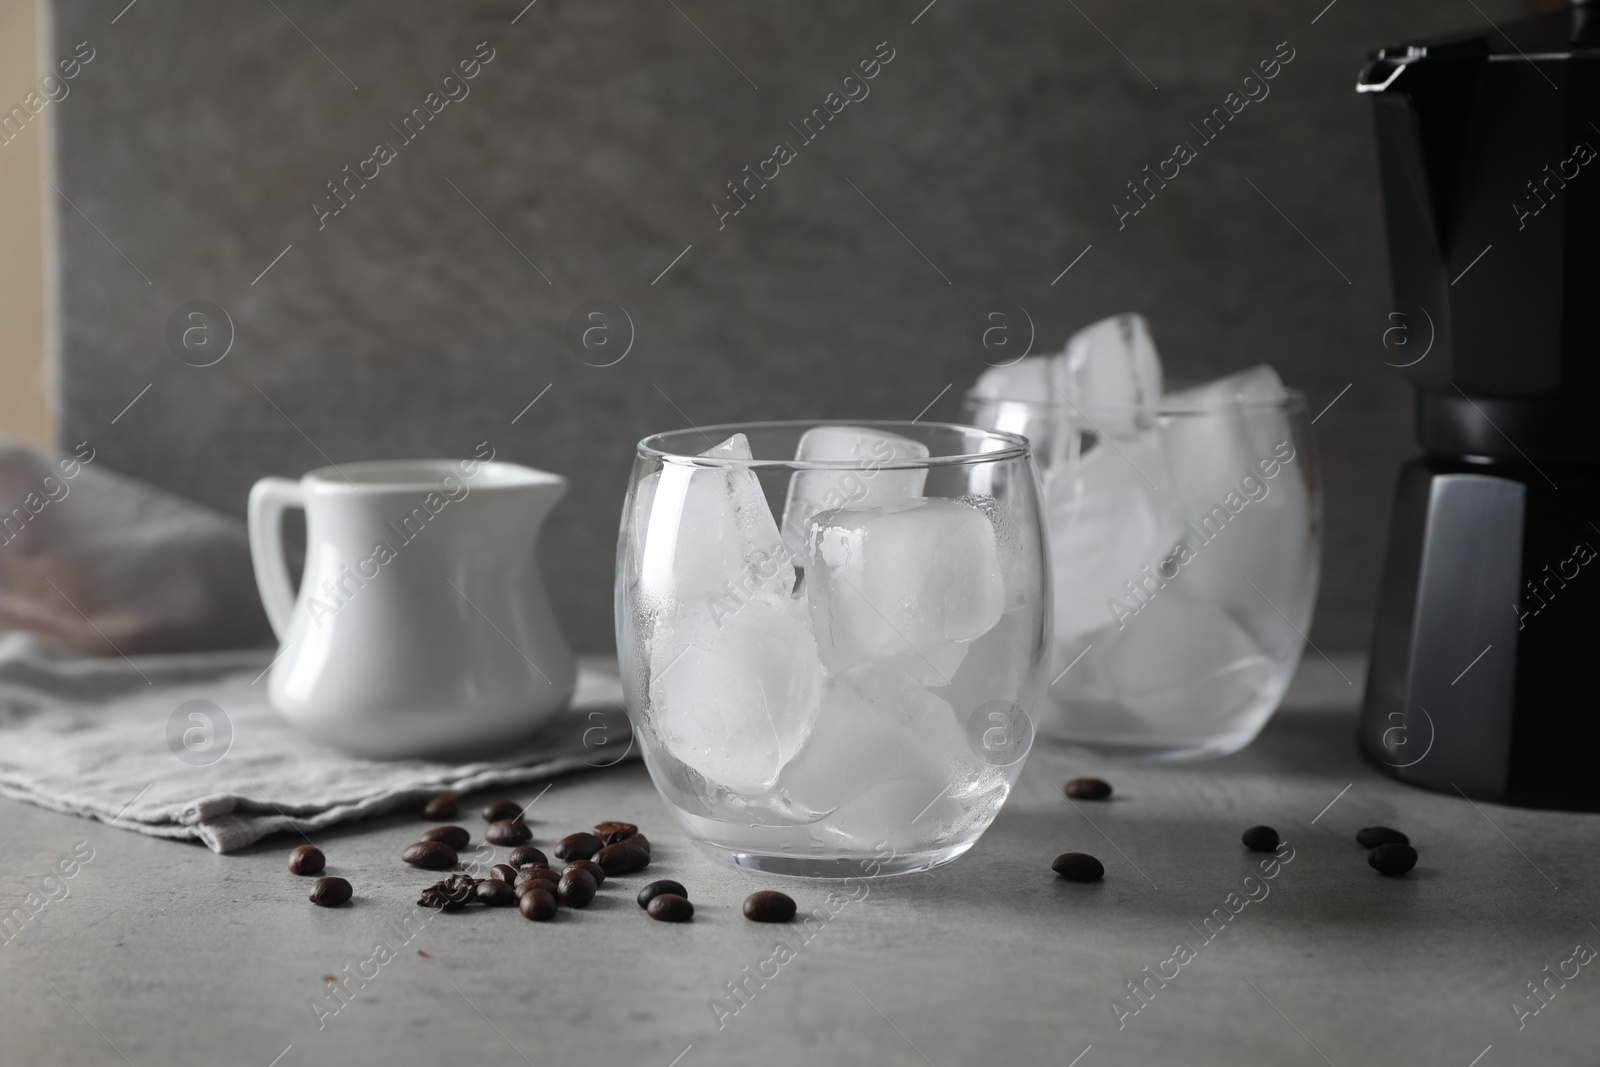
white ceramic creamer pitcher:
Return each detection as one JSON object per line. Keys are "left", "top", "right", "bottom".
{"left": 248, "top": 455, "right": 576, "bottom": 758}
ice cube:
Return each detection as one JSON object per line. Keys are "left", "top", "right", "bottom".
{"left": 1163, "top": 365, "right": 1291, "bottom": 500}
{"left": 1167, "top": 475, "right": 1318, "bottom": 665}
{"left": 968, "top": 398, "right": 1078, "bottom": 488}
{"left": 1075, "top": 593, "right": 1277, "bottom": 737}
{"left": 636, "top": 433, "right": 821, "bottom": 792}
{"left": 1168, "top": 364, "right": 1286, "bottom": 406}
{"left": 935, "top": 606, "right": 1045, "bottom": 723}
{"left": 972, "top": 354, "right": 1076, "bottom": 475}
{"left": 649, "top": 597, "right": 822, "bottom": 793}
{"left": 779, "top": 426, "right": 929, "bottom": 558}
{"left": 1159, "top": 366, "right": 1311, "bottom": 651}
{"left": 1046, "top": 429, "right": 1183, "bottom": 641}
{"left": 776, "top": 666, "right": 967, "bottom": 823}
{"left": 635, "top": 433, "right": 795, "bottom": 646}
{"left": 1060, "top": 313, "right": 1163, "bottom": 435}
{"left": 972, "top": 353, "right": 1059, "bottom": 400}
{"left": 974, "top": 313, "right": 1160, "bottom": 474}
{"left": 805, "top": 498, "right": 1006, "bottom": 685}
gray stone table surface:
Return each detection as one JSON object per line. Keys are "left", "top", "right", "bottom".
{"left": 2, "top": 656, "right": 1595, "bottom": 1067}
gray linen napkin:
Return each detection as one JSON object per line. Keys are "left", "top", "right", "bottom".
{"left": 0, "top": 633, "right": 629, "bottom": 852}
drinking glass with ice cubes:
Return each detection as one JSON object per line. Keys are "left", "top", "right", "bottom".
{"left": 617, "top": 421, "right": 1051, "bottom": 877}
{"left": 967, "top": 313, "right": 1322, "bottom": 759}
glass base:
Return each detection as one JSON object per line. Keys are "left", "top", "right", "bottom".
{"left": 690, "top": 837, "right": 976, "bottom": 879}
{"left": 1043, "top": 728, "right": 1259, "bottom": 762}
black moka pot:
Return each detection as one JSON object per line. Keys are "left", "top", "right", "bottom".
{"left": 1358, "top": 1, "right": 1600, "bottom": 810}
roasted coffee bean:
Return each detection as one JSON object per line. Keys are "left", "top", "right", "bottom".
{"left": 288, "top": 844, "right": 325, "bottom": 876}
{"left": 487, "top": 863, "right": 518, "bottom": 884}
{"left": 508, "top": 845, "right": 548, "bottom": 868}
{"left": 418, "top": 887, "right": 461, "bottom": 911}
{"left": 481, "top": 799, "right": 523, "bottom": 823}
{"left": 486, "top": 820, "right": 532, "bottom": 846}
{"left": 595, "top": 842, "right": 644, "bottom": 875}
{"left": 1063, "top": 777, "right": 1113, "bottom": 800}
{"left": 630, "top": 833, "right": 652, "bottom": 857}
{"left": 637, "top": 880, "right": 688, "bottom": 909}
{"left": 422, "top": 794, "right": 458, "bottom": 820}
{"left": 608, "top": 840, "right": 650, "bottom": 870}
{"left": 554, "top": 832, "right": 603, "bottom": 861}
{"left": 1241, "top": 826, "right": 1280, "bottom": 853}
{"left": 1356, "top": 826, "right": 1409, "bottom": 850}
{"left": 519, "top": 887, "right": 558, "bottom": 921}
{"left": 477, "top": 879, "right": 517, "bottom": 907}
{"left": 516, "top": 865, "right": 560, "bottom": 887}
{"left": 1368, "top": 843, "right": 1418, "bottom": 876}
{"left": 309, "top": 876, "right": 352, "bottom": 906}
{"left": 564, "top": 859, "right": 606, "bottom": 887}
{"left": 646, "top": 894, "right": 693, "bottom": 922}
{"left": 515, "top": 880, "right": 554, "bottom": 901}
{"left": 418, "top": 874, "right": 476, "bottom": 910}
{"left": 1051, "top": 853, "right": 1105, "bottom": 882}
{"left": 420, "top": 825, "right": 470, "bottom": 850}
{"left": 403, "top": 840, "right": 458, "bottom": 869}
{"left": 594, "top": 820, "right": 638, "bottom": 838}
{"left": 558, "top": 868, "right": 598, "bottom": 908}
{"left": 743, "top": 891, "right": 796, "bottom": 923}
{"left": 602, "top": 829, "right": 635, "bottom": 846}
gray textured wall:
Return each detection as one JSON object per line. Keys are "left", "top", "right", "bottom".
{"left": 47, "top": 0, "right": 1523, "bottom": 652}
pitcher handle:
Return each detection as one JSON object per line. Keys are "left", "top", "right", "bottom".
{"left": 248, "top": 477, "right": 304, "bottom": 641}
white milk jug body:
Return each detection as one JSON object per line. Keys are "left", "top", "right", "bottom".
{"left": 248, "top": 458, "right": 575, "bottom": 758}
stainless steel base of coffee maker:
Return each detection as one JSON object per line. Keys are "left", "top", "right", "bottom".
{"left": 1360, "top": 456, "right": 1600, "bottom": 811}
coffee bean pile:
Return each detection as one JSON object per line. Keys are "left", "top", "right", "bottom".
{"left": 292, "top": 795, "right": 827, "bottom": 923}
{"left": 397, "top": 798, "right": 669, "bottom": 922}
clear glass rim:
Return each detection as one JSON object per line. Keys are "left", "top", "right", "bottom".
{"left": 962, "top": 386, "right": 1309, "bottom": 417}
{"left": 636, "top": 419, "right": 1031, "bottom": 469}
{"left": 302, "top": 459, "right": 560, "bottom": 491}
